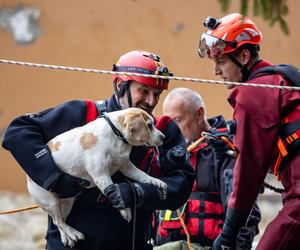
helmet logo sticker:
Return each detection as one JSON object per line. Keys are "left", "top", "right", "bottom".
{"left": 245, "top": 28, "right": 260, "bottom": 37}
{"left": 235, "top": 32, "right": 251, "bottom": 42}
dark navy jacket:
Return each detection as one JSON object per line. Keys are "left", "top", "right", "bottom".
{"left": 2, "top": 95, "right": 195, "bottom": 250}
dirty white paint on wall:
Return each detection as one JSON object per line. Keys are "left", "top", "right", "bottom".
{"left": 0, "top": 5, "right": 42, "bottom": 44}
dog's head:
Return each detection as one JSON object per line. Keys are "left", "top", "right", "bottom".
{"left": 118, "top": 108, "right": 165, "bottom": 147}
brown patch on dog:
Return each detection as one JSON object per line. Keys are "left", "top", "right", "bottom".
{"left": 48, "top": 141, "right": 61, "bottom": 152}
{"left": 79, "top": 133, "right": 98, "bottom": 149}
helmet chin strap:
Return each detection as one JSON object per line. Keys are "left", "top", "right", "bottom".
{"left": 113, "top": 80, "right": 132, "bottom": 108}
{"left": 228, "top": 54, "right": 251, "bottom": 82}
{"left": 126, "top": 86, "right": 133, "bottom": 107}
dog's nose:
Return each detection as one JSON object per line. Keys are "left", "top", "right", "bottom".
{"left": 159, "top": 133, "right": 165, "bottom": 141}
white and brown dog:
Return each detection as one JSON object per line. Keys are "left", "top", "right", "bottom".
{"left": 27, "top": 107, "right": 167, "bottom": 247}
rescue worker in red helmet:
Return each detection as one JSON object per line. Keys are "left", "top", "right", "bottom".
{"left": 199, "top": 13, "right": 300, "bottom": 250}
{"left": 2, "top": 50, "right": 195, "bottom": 250}
{"left": 112, "top": 50, "right": 171, "bottom": 112}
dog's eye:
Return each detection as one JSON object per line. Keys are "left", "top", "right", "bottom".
{"left": 147, "top": 123, "right": 153, "bottom": 130}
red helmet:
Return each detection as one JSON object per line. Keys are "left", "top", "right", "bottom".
{"left": 112, "top": 50, "right": 172, "bottom": 90}
{"left": 198, "top": 13, "right": 262, "bottom": 59}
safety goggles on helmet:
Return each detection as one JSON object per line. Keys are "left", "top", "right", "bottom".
{"left": 198, "top": 33, "right": 236, "bottom": 60}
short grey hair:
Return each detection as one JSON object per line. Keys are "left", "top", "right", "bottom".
{"left": 163, "top": 87, "right": 205, "bottom": 114}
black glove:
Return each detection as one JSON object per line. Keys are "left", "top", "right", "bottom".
{"left": 213, "top": 224, "right": 236, "bottom": 250}
{"left": 217, "top": 226, "right": 257, "bottom": 250}
{"left": 47, "top": 171, "right": 90, "bottom": 198}
{"left": 213, "top": 208, "right": 249, "bottom": 250}
{"left": 104, "top": 182, "right": 144, "bottom": 209}
{"left": 236, "top": 203, "right": 261, "bottom": 250}
{"left": 236, "top": 227, "right": 254, "bottom": 250}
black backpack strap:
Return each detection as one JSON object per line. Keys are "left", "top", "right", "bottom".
{"left": 280, "top": 118, "right": 300, "bottom": 138}
{"left": 94, "top": 100, "right": 107, "bottom": 117}
{"left": 248, "top": 66, "right": 274, "bottom": 81}
{"left": 248, "top": 64, "right": 300, "bottom": 87}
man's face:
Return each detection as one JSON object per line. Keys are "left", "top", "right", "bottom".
{"left": 163, "top": 99, "right": 204, "bottom": 143}
{"left": 119, "top": 81, "right": 163, "bottom": 114}
{"left": 213, "top": 54, "right": 242, "bottom": 88}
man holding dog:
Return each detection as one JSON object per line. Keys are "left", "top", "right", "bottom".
{"left": 154, "top": 87, "right": 260, "bottom": 250}
{"left": 2, "top": 50, "right": 195, "bottom": 250}
{"left": 199, "top": 13, "right": 300, "bottom": 249}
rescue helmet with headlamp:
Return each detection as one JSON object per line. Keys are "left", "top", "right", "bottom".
{"left": 198, "top": 13, "right": 262, "bottom": 60}
{"left": 112, "top": 50, "right": 173, "bottom": 90}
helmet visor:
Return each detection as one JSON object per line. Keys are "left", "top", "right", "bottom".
{"left": 198, "top": 33, "right": 227, "bottom": 60}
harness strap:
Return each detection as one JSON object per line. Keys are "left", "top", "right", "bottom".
{"left": 274, "top": 112, "right": 300, "bottom": 179}
{"left": 94, "top": 100, "right": 128, "bottom": 144}
{"left": 189, "top": 213, "right": 224, "bottom": 220}
{"left": 189, "top": 192, "right": 222, "bottom": 203}
{"left": 103, "top": 114, "right": 129, "bottom": 144}
{"left": 277, "top": 137, "right": 288, "bottom": 157}
{"left": 273, "top": 153, "right": 283, "bottom": 178}
{"left": 280, "top": 118, "right": 300, "bottom": 138}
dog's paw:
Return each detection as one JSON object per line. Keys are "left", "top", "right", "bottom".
{"left": 59, "top": 225, "right": 85, "bottom": 247}
{"left": 149, "top": 177, "right": 167, "bottom": 190}
{"left": 120, "top": 207, "right": 132, "bottom": 222}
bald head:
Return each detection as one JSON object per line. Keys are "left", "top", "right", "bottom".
{"left": 163, "top": 87, "right": 209, "bottom": 142}
{"left": 163, "top": 87, "right": 205, "bottom": 114}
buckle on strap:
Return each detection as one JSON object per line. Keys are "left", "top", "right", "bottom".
{"left": 95, "top": 100, "right": 107, "bottom": 117}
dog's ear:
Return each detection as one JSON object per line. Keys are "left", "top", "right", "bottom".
{"left": 124, "top": 110, "right": 150, "bottom": 144}
{"left": 140, "top": 110, "right": 153, "bottom": 125}
{"left": 117, "top": 115, "right": 125, "bottom": 128}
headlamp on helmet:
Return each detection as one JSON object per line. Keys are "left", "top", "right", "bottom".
{"left": 203, "top": 16, "right": 220, "bottom": 30}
